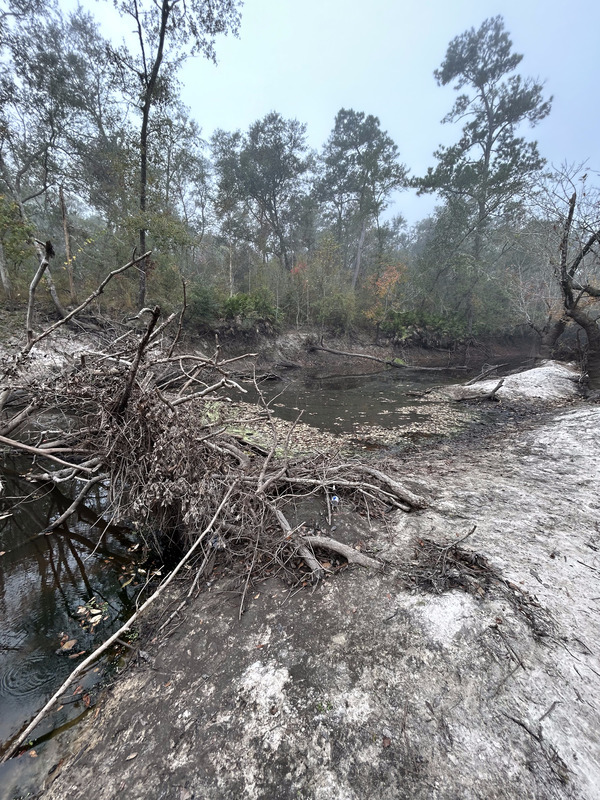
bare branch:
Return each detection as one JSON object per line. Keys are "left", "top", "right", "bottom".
{"left": 19, "top": 251, "right": 152, "bottom": 361}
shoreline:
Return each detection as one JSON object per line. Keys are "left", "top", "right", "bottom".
{"left": 15, "top": 378, "right": 600, "bottom": 799}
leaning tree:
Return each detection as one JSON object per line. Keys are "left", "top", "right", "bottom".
{"left": 554, "top": 183, "right": 600, "bottom": 389}
{"left": 418, "top": 16, "right": 552, "bottom": 333}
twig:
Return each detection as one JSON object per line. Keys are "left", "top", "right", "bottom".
{"left": 239, "top": 531, "right": 260, "bottom": 620}
{"left": 1, "top": 481, "right": 236, "bottom": 763}
{"left": 576, "top": 559, "right": 600, "bottom": 574}
{"left": 113, "top": 306, "right": 161, "bottom": 416}
{"left": 42, "top": 475, "right": 105, "bottom": 533}
{"left": 502, "top": 713, "right": 542, "bottom": 742}
{"left": 539, "top": 700, "right": 560, "bottom": 723}
{"left": 457, "top": 379, "right": 505, "bottom": 403}
{"left": 167, "top": 278, "right": 187, "bottom": 358}
{"left": 489, "top": 624, "right": 527, "bottom": 670}
{"left": 19, "top": 251, "right": 152, "bottom": 361}
{"left": 0, "top": 434, "right": 95, "bottom": 473}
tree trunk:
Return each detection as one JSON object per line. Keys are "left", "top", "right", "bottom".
{"left": 44, "top": 265, "right": 68, "bottom": 319}
{"left": 59, "top": 185, "right": 76, "bottom": 303}
{"left": 0, "top": 240, "right": 12, "bottom": 299}
{"left": 568, "top": 307, "right": 600, "bottom": 390}
{"left": 536, "top": 316, "right": 567, "bottom": 361}
{"left": 351, "top": 218, "right": 368, "bottom": 289}
{"left": 138, "top": 107, "right": 149, "bottom": 309}
{"left": 135, "top": 0, "right": 171, "bottom": 310}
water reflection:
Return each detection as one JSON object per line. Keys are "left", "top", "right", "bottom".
{"left": 234, "top": 367, "right": 461, "bottom": 435}
{"left": 0, "top": 459, "right": 137, "bottom": 752}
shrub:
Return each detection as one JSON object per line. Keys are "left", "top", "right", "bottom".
{"left": 187, "top": 286, "right": 222, "bottom": 327}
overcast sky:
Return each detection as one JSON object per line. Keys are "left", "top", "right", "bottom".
{"left": 85, "top": 0, "right": 600, "bottom": 225}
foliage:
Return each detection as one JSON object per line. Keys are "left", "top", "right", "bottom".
{"left": 363, "top": 262, "right": 407, "bottom": 324}
{"left": 0, "top": 4, "right": 579, "bottom": 345}
{"left": 0, "top": 194, "right": 32, "bottom": 262}
{"left": 312, "top": 289, "right": 357, "bottom": 333}
{"left": 222, "top": 290, "right": 277, "bottom": 323}
{"left": 187, "top": 285, "right": 222, "bottom": 327}
{"left": 419, "top": 16, "right": 551, "bottom": 247}
{"left": 212, "top": 113, "right": 312, "bottom": 271}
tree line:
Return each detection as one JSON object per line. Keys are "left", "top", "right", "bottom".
{"left": 1, "top": 1, "right": 599, "bottom": 368}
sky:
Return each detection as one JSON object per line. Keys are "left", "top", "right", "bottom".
{"left": 82, "top": 0, "right": 600, "bottom": 225}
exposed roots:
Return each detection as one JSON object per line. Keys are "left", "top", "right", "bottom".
{"left": 0, "top": 308, "right": 425, "bottom": 597}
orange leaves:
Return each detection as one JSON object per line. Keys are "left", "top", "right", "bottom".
{"left": 373, "top": 263, "right": 406, "bottom": 300}
{"left": 364, "top": 262, "right": 407, "bottom": 322}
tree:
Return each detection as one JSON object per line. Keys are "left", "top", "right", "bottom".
{"left": 211, "top": 128, "right": 249, "bottom": 295}
{"left": 108, "top": 0, "right": 241, "bottom": 307}
{"left": 419, "top": 16, "right": 551, "bottom": 331}
{"left": 239, "top": 112, "right": 311, "bottom": 271}
{"left": 63, "top": 8, "right": 133, "bottom": 228}
{"left": 319, "top": 109, "right": 407, "bottom": 289}
{"left": 0, "top": 4, "right": 89, "bottom": 308}
{"left": 554, "top": 181, "right": 600, "bottom": 389}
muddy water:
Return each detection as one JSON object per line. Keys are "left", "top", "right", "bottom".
{"left": 0, "top": 460, "right": 140, "bottom": 760}
{"left": 235, "top": 366, "right": 473, "bottom": 444}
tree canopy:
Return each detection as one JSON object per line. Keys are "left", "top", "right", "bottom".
{"left": 1, "top": 4, "right": 598, "bottom": 363}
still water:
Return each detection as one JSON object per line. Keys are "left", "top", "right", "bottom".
{"left": 0, "top": 461, "right": 140, "bottom": 758}
{"left": 233, "top": 366, "right": 472, "bottom": 444}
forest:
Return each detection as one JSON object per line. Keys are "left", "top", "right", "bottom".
{"left": 1, "top": 1, "right": 600, "bottom": 374}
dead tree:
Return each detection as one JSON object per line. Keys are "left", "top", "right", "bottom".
{"left": 558, "top": 191, "right": 600, "bottom": 390}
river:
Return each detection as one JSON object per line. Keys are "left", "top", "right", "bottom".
{"left": 0, "top": 363, "right": 478, "bottom": 797}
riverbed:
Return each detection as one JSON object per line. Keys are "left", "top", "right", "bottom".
{"left": 37, "top": 369, "right": 600, "bottom": 800}
{"left": 0, "top": 358, "right": 578, "bottom": 799}
{"left": 0, "top": 363, "right": 479, "bottom": 778}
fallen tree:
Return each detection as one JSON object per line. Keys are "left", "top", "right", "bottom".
{"left": 0, "top": 257, "right": 426, "bottom": 596}
{"left": 0, "top": 259, "right": 433, "bottom": 759}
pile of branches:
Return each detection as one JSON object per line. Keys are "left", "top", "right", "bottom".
{"left": 0, "top": 261, "right": 426, "bottom": 598}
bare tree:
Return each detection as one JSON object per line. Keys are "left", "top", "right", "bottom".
{"left": 551, "top": 173, "right": 600, "bottom": 389}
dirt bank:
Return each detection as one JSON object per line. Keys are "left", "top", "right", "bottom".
{"left": 23, "top": 366, "right": 598, "bottom": 800}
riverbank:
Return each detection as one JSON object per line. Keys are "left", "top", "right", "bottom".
{"left": 19, "top": 366, "right": 599, "bottom": 800}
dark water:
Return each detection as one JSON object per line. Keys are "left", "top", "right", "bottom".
{"left": 0, "top": 460, "right": 140, "bottom": 760}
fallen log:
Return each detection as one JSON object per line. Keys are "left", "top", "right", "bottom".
{"left": 299, "top": 534, "right": 382, "bottom": 570}
{"left": 307, "top": 339, "right": 405, "bottom": 369}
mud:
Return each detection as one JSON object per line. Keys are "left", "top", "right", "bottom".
{"left": 15, "top": 364, "right": 597, "bottom": 800}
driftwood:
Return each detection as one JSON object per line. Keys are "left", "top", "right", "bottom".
{"left": 308, "top": 339, "right": 405, "bottom": 369}
{"left": 457, "top": 378, "right": 505, "bottom": 403}
{"left": 465, "top": 363, "right": 508, "bottom": 386}
{"left": 299, "top": 534, "right": 382, "bottom": 570}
